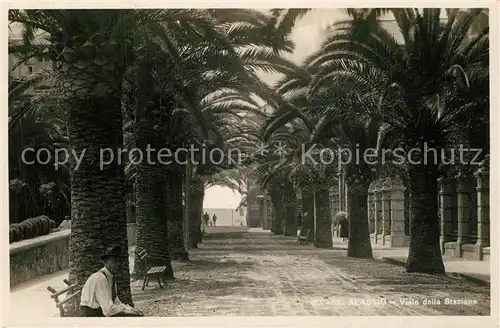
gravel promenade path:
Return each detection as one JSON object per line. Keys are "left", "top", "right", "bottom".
{"left": 132, "top": 228, "right": 490, "bottom": 316}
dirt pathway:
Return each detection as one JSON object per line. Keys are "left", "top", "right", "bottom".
{"left": 132, "top": 228, "right": 490, "bottom": 316}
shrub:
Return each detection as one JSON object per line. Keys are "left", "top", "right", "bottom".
{"left": 9, "top": 226, "right": 16, "bottom": 243}
{"left": 26, "top": 219, "right": 38, "bottom": 238}
{"left": 19, "top": 220, "right": 31, "bottom": 238}
{"left": 9, "top": 223, "right": 22, "bottom": 242}
{"left": 9, "top": 215, "right": 57, "bottom": 243}
{"left": 14, "top": 224, "right": 22, "bottom": 241}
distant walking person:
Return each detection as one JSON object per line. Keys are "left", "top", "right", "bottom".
{"left": 296, "top": 213, "right": 303, "bottom": 240}
{"left": 203, "top": 212, "right": 210, "bottom": 227}
{"left": 212, "top": 214, "right": 217, "bottom": 227}
{"left": 335, "top": 211, "right": 349, "bottom": 241}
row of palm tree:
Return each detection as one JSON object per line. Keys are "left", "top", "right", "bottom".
{"left": 251, "top": 8, "right": 489, "bottom": 273}
{"left": 9, "top": 10, "right": 489, "bottom": 314}
{"left": 9, "top": 8, "right": 309, "bottom": 306}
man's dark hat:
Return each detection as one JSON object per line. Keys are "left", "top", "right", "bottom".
{"left": 101, "top": 245, "right": 122, "bottom": 260}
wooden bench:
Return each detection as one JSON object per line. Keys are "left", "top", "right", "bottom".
{"left": 47, "top": 279, "right": 82, "bottom": 317}
{"left": 298, "top": 229, "right": 312, "bottom": 245}
{"left": 137, "top": 249, "right": 168, "bottom": 291}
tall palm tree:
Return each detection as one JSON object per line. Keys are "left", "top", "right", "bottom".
{"left": 126, "top": 8, "right": 309, "bottom": 263}
{"left": 261, "top": 113, "right": 338, "bottom": 246}
{"left": 312, "top": 8, "right": 488, "bottom": 272}
{"left": 9, "top": 9, "right": 190, "bottom": 304}
{"left": 174, "top": 9, "right": 311, "bottom": 249}
{"left": 261, "top": 30, "right": 385, "bottom": 255}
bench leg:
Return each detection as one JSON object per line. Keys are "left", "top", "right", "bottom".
{"left": 142, "top": 276, "right": 148, "bottom": 291}
{"left": 161, "top": 273, "right": 168, "bottom": 285}
{"left": 157, "top": 274, "right": 163, "bottom": 288}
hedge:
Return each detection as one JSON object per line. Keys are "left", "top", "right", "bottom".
{"left": 9, "top": 216, "right": 56, "bottom": 243}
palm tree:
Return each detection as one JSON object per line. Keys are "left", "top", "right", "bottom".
{"left": 124, "top": 8, "right": 292, "bottom": 269}
{"left": 8, "top": 74, "right": 70, "bottom": 225}
{"left": 260, "top": 114, "right": 337, "bottom": 246}
{"left": 173, "top": 9, "right": 312, "bottom": 249}
{"left": 261, "top": 32, "right": 385, "bottom": 255}
{"left": 313, "top": 8, "right": 488, "bottom": 272}
{"left": 9, "top": 9, "right": 183, "bottom": 304}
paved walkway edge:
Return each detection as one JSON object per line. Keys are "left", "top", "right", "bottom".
{"left": 380, "top": 256, "right": 491, "bottom": 287}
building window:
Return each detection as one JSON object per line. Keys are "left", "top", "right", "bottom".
{"left": 27, "top": 66, "right": 33, "bottom": 74}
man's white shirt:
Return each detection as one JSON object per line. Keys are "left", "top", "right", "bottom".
{"left": 80, "top": 266, "right": 135, "bottom": 316}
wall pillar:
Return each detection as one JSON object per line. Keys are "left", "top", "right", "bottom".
{"left": 368, "top": 181, "right": 376, "bottom": 238}
{"left": 475, "top": 155, "right": 489, "bottom": 260}
{"left": 330, "top": 186, "right": 339, "bottom": 238}
{"left": 389, "top": 176, "right": 406, "bottom": 247}
{"left": 381, "top": 177, "right": 392, "bottom": 246}
{"left": 267, "top": 196, "right": 273, "bottom": 230}
{"left": 438, "top": 177, "right": 455, "bottom": 254}
{"left": 344, "top": 176, "right": 348, "bottom": 212}
{"left": 331, "top": 186, "right": 340, "bottom": 218}
{"left": 456, "top": 171, "right": 471, "bottom": 256}
{"left": 262, "top": 191, "right": 269, "bottom": 230}
{"left": 374, "top": 179, "right": 383, "bottom": 244}
{"left": 338, "top": 172, "right": 345, "bottom": 212}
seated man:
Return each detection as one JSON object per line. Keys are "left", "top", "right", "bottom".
{"left": 79, "top": 245, "right": 143, "bottom": 317}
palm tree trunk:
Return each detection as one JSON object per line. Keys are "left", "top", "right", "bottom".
{"left": 66, "top": 92, "right": 133, "bottom": 305}
{"left": 187, "top": 175, "right": 204, "bottom": 248}
{"left": 269, "top": 190, "right": 284, "bottom": 234}
{"left": 405, "top": 163, "right": 445, "bottom": 273}
{"left": 64, "top": 51, "right": 133, "bottom": 305}
{"left": 301, "top": 184, "right": 315, "bottom": 239}
{"left": 198, "top": 191, "right": 204, "bottom": 243}
{"left": 314, "top": 185, "right": 333, "bottom": 248}
{"left": 265, "top": 187, "right": 274, "bottom": 233}
{"left": 167, "top": 171, "right": 189, "bottom": 261}
{"left": 283, "top": 184, "right": 297, "bottom": 236}
{"left": 346, "top": 182, "right": 373, "bottom": 258}
{"left": 133, "top": 113, "right": 174, "bottom": 279}
{"left": 183, "top": 162, "right": 191, "bottom": 249}
{"left": 133, "top": 60, "right": 173, "bottom": 279}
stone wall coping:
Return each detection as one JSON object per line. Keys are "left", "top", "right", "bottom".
{"left": 444, "top": 241, "right": 457, "bottom": 249}
{"left": 10, "top": 229, "right": 71, "bottom": 255}
{"left": 10, "top": 223, "right": 137, "bottom": 287}
{"left": 10, "top": 222, "right": 135, "bottom": 255}
{"left": 8, "top": 225, "right": 136, "bottom": 253}
{"left": 461, "top": 244, "right": 476, "bottom": 252}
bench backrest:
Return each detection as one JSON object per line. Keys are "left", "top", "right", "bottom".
{"left": 47, "top": 280, "right": 82, "bottom": 317}
{"left": 137, "top": 249, "right": 149, "bottom": 272}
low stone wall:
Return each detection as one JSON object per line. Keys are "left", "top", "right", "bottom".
{"left": 443, "top": 242, "right": 490, "bottom": 262}
{"left": 10, "top": 230, "right": 71, "bottom": 287}
{"left": 10, "top": 223, "right": 137, "bottom": 287}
